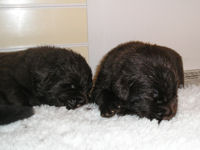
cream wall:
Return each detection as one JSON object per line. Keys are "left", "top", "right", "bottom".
{"left": 1, "top": 0, "right": 199, "bottom": 72}
{"left": 0, "top": 0, "right": 89, "bottom": 61}
{"left": 87, "top": 0, "right": 200, "bottom": 73}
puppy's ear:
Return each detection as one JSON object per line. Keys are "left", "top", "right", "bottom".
{"left": 32, "top": 69, "right": 49, "bottom": 83}
{"left": 31, "top": 68, "right": 52, "bottom": 93}
{"left": 113, "top": 76, "right": 130, "bottom": 101}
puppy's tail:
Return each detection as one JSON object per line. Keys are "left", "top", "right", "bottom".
{"left": 0, "top": 105, "right": 34, "bottom": 125}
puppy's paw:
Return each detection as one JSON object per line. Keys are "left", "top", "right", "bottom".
{"left": 100, "top": 103, "right": 121, "bottom": 118}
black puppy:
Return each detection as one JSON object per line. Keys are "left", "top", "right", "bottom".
{"left": 0, "top": 46, "right": 92, "bottom": 125}
{"left": 92, "top": 41, "right": 184, "bottom": 122}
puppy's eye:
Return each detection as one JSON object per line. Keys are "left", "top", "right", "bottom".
{"left": 156, "top": 97, "right": 168, "bottom": 104}
{"left": 153, "top": 89, "right": 159, "bottom": 98}
{"left": 61, "top": 84, "right": 76, "bottom": 89}
{"left": 156, "top": 99, "right": 163, "bottom": 104}
{"left": 70, "top": 84, "right": 76, "bottom": 89}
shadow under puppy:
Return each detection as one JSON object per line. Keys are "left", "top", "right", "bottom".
{"left": 92, "top": 41, "right": 184, "bottom": 122}
{"left": 0, "top": 46, "right": 92, "bottom": 125}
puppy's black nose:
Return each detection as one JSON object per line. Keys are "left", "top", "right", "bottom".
{"left": 67, "top": 99, "right": 77, "bottom": 109}
{"left": 76, "top": 99, "right": 86, "bottom": 108}
{"left": 162, "top": 99, "right": 177, "bottom": 120}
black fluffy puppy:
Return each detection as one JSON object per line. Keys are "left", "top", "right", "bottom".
{"left": 0, "top": 46, "right": 92, "bottom": 125}
{"left": 92, "top": 41, "right": 184, "bottom": 122}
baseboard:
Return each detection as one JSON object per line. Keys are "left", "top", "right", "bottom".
{"left": 184, "top": 69, "right": 200, "bottom": 85}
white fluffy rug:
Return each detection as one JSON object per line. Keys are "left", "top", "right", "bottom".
{"left": 0, "top": 85, "right": 200, "bottom": 150}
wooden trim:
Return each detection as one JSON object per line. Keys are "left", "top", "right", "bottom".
{"left": 0, "top": 43, "right": 88, "bottom": 52}
{"left": 0, "top": 3, "right": 87, "bottom": 8}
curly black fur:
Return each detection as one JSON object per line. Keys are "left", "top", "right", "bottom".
{"left": 92, "top": 41, "right": 184, "bottom": 122}
{"left": 0, "top": 46, "right": 92, "bottom": 125}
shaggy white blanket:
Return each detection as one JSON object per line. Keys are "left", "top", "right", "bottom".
{"left": 0, "top": 85, "right": 200, "bottom": 150}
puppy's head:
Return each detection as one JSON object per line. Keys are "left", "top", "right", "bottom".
{"left": 32, "top": 48, "right": 92, "bottom": 109}
{"left": 45, "top": 72, "right": 92, "bottom": 109}
{"left": 118, "top": 67, "right": 178, "bottom": 122}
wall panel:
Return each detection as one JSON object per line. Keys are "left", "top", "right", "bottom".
{"left": 0, "top": 1, "right": 88, "bottom": 60}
